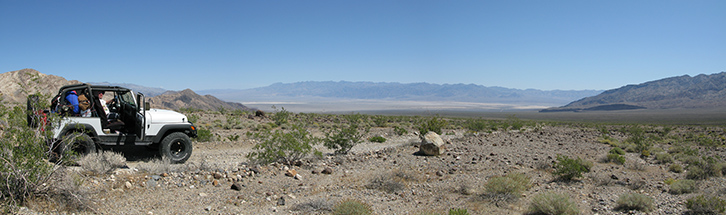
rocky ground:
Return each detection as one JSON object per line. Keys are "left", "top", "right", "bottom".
{"left": 16, "top": 116, "right": 726, "bottom": 215}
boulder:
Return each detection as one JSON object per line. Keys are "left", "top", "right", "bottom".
{"left": 418, "top": 132, "right": 445, "bottom": 156}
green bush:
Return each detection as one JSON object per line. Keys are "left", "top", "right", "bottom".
{"left": 654, "top": 153, "right": 673, "bottom": 164}
{"left": 246, "top": 125, "right": 318, "bottom": 165}
{"left": 195, "top": 127, "right": 213, "bottom": 142}
{"left": 686, "top": 195, "right": 726, "bottom": 214}
{"left": 448, "top": 208, "right": 470, "bottom": 215}
{"left": 393, "top": 126, "right": 408, "bottom": 136}
{"left": 609, "top": 147, "right": 625, "bottom": 155}
{"left": 0, "top": 100, "right": 57, "bottom": 206}
{"left": 669, "top": 164, "right": 683, "bottom": 173}
{"left": 553, "top": 155, "right": 592, "bottom": 181}
{"left": 606, "top": 153, "right": 626, "bottom": 165}
{"left": 417, "top": 115, "right": 448, "bottom": 136}
{"left": 616, "top": 193, "right": 654, "bottom": 212}
{"left": 332, "top": 199, "right": 372, "bottom": 215}
{"left": 527, "top": 192, "right": 579, "bottom": 215}
{"left": 368, "top": 136, "right": 386, "bottom": 143}
{"left": 324, "top": 123, "right": 363, "bottom": 155}
{"left": 485, "top": 173, "right": 531, "bottom": 196}
{"left": 464, "top": 118, "right": 489, "bottom": 132}
{"left": 271, "top": 106, "right": 291, "bottom": 126}
{"left": 669, "top": 179, "right": 697, "bottom": 194}
{"left": 686, "top": 165, "right": 707, "bottom": 180}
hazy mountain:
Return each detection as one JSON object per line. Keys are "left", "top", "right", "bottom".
{"left": 200, "top": 81, "right": 603, "bottom": 107}
{"left": 0, "top": 69, "right": 249, "bottom": 111}
{"left": 147, "top": 89, "right": 252, "bottom": 111}
{"left": 541, "top": 72, "right": 726, "bottom": 112}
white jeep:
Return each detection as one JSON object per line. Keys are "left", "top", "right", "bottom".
{"left": 27, "top": 83, "right": 197, "bottom": 163}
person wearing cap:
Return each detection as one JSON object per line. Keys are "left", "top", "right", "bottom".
{"left": 65, "top": 90, "right": 80, "bottom": 115}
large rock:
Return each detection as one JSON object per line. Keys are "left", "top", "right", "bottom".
{"left": 418, "top": 132, "right": 445, "bottom": 156}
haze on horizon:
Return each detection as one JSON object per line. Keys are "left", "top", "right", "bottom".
{"left": 1, "top": 1, "right": 724, "bottom": 91}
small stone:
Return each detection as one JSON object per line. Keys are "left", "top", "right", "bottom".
{"left": 199, "top": 193, "right": 208, "bottom": 197}
{"left": 294, "top": 174, "right": 302, "bottom": 180}
{"left": 213, "top": 172, "right": 223, "bottom": 179}
{"left": 204, "top": 206, "right": 212, "bottom": 211}
{"left": 231, "top": 183, "right": 243, "bottom": 191}
{"left": 277, "top": 196, "right": 285, "bottom": 206}
{"left": 285, "top": 169, "right": 298, "bottom": 177}
{"left": 124, "top": 181, "right": 132, "bottom": 189}
{"left": 213, "top": 180, "right": 219, "bottom": 187}
{"left": 151, "top": 175, "right": 161, "bottom": 181}
{"left": 321, "top": 167, "right": 333, "bottom": 174}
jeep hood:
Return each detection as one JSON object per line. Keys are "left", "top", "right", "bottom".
{"left": 147, "top": 109, "right": 190, "bottom": 123}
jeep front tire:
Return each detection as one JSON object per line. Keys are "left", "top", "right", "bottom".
{"left": 159, "top": 132, "right": 192, "bottom": 163}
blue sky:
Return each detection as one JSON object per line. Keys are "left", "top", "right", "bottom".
{"left": 1, "top": 1, "right": 724, "bottom": 91}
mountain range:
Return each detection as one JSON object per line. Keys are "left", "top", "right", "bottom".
{"left": 199, "top": 81, "right": 602, "bottom": 107}
{"left": 541, "top": 72, "right": 726, "bottom": 112}
{"left": 3, "top": 68, "right": 725, "bottom": 113}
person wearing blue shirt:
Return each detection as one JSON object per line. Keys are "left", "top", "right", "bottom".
{"left": 65, "top": 90, "right": 80, "bottom": 115}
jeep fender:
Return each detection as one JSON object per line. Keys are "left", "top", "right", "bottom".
{"left": 150, "top": 124, "right": 197, "bottom": 143}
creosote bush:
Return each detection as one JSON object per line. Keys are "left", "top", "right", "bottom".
{"left": 246, "top": 124, "right": 318, "bottom": 165}
{"left": 78, "top": 151, "right": 127, "bottom": 175}
{"left": 553, "top": 155, "right": 592, "bottom": 181}
{"left": 332, "top": 199, "right": 373, "bottom": 215}
{"left": 368, "top": 136, "right": 386, "bottom": 143}
{"left": 1, "top": 98, "right": 57, "bottom": 207}
{"left": 686, "top": 195, "right": 726, "bottom": 214}
{"left": 324, "top": 114, "right": 364, "bottom": 154}
{"left": 482, "top": 172, "right": 531, "bottom": 205}
{"left": 527, "top": 192, "right": 579, "bottom": 215}
{"left": 616, "top": 193, "right": 654, "bottom": 212}
{"left": 669, "top": 179, "right": 697, "bottom": 194}
{"left": 417, "top": 115, "right": 448, "bottom": 136}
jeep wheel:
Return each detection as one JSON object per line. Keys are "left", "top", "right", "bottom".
{"left": 56, "top": 132, "right": 96, "bottom": 161}
{"left": 159, "top": 132, "right": 192, "bottom": 163}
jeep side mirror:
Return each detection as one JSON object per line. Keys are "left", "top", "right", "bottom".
{"left": 145, "top": 102, "right": 150, "bottom": 111}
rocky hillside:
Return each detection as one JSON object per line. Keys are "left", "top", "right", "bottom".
{"left": 0, "top": 69, "right": 80, "bottom": 103}
{"left": 542, "top": 72, "right": 726, "bottom": 112}
{"left": 0, "top": 69, "right": 250, "bottom": 111}
{"left": 147, "top": 89, "right": 251, "bottom": 111}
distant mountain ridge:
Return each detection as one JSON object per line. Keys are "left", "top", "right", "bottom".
{"left": 542, "top": 72, "right": 726, "bottom": 112}
{"left": 201, "top": 81, "right": 602, "bottom": 107}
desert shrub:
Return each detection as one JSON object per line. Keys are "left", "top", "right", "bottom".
{"left": 417, "top": 115, "right": 448, "bottom": 136}
{"left": 686, "top": 165, "right": 708, "bottom": 180}
{"left": 324, "top": 123, "right": 363, "bottom": 155}
{"left": 464, "top": 118, "right": 489, "bottom": 133}
{"left": 367, "top": 169, "right": 420, "bottom": 193}
{"left": 669, "top": 164, "right": 684, "bottom": 173}
{"left": 368, "top": 136, "right": 386, "bottom": 143}
{"left": 271, "top": 106, "right": 291, "bottom": 126}
{"left": 664, "top": 178, "right": 676, "bottom": 185}
{"left": 372, "top": 115, "right": 388, "bottom": 127}
{"left": 77, "top": 151, "right": 127, "bottom": 175}
{"left": 448, "top": 208, "right": 470, "bottom": 215}
{"left": 609, "top": 147, "right": 625, "bottom": 155}
{"left": 527, "top": 192, "right": 579, "bottom": 215}
{"left": 615, "top": 193, "right": 654, "bottom": 212}
{"left": 195, "top": 127, "right": 213, "bottom": 142}
{"left": 553, "top": 155, "right": 592, "bottom": 181}
{"left": 332, "top": 199, "right": 372, "bottom": 215}
{"left": 624, "top": 125, "right": 652, "bottom": 153}
{"left": 226, "top": 134, "right": 240, "bottom": 141}
{"left": 598, "top": 135, "right": 619, "bottom": 147}
{"left": 484, "top": 173, "right": 531, "bottom": 196}
{"left": 606, "top": 153, "right": 626, "bottom": 165}
{"left": 247, "top": 124, "right": 318, "bottom": 165}
{"left": 393, "top": 126, "right": 408, "bottom": 136}
{"left": 669, "top": 179, "right": 697, "bottom": 194}
{"left": 291, "top": 198, "right": 333, "bottom": 213}
{"left": 0, "top": 101, "right": 57, "bottom": 206}
{"left": 686, "top": 195, "right": 726, "bottom": 214}
{"left": 654, "top": 153, "right": 673, "bottom": 164}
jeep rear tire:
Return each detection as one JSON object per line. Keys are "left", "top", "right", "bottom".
{"left": 159, "top": 132, "right": 192, "bottom": 163}
{"left": 57, "top": 132, "right": 96, "bottom": 160}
